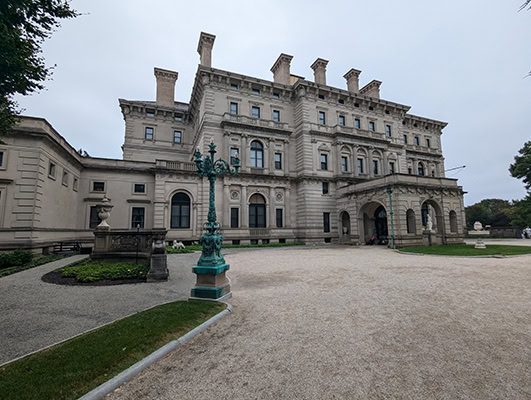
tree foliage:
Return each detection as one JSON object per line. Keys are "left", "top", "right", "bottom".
{"left": 0, "top": 0, "right": 78, "bottom": 136}
{"left": 509, "top": 141, "right": 531, "bottom": 191}
{"left": 465, "top": 199, "right": 513, "bottom": 228}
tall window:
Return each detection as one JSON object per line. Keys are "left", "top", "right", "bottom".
{"left": 318, "top": 111, "right": 326, "bottom": 125}
{"left": 385, "top": 124, "right": 392, "bottom": 137}
{"left": 406, "top": 209, "right": 416, "bottom": 234}
{"left": 403, "top": 134, "right": 408, "bottom": 144}
{"left": 230, "top": 102, "right": 238, "bottom": 115}
{"left": 48, "top": 162, "right": 56, "bottom": 178}
{"left": 418, "top": 162, "right": 425, "bottom": 176}
{"left": 171, "top": 192, "right": 191, "bottom": 229}
{"left": 323, "top": 212, "right": 330, "bottom": 233}
{"left": 230, "top": 147, "right": 239, "bottom": 166}
{"left": 145, "top": 127, "right": 154, "bottom": 140}
{"left": 276, "top": 209, "right": 283, "bottom": 228}
{"left": 338, "top": 115, "right": 345, "bottom": 126}
{"left": 0, "top": 151, "right": 4, "bottom": 167}
{"left": 357, "top": 158, "right": 364, "bottom": 174}
{"left": 322, "top": 182, "right": 329, "bottom": 194}
{"left": 369, "top": 121, "right": 375, "bottom": 131}
{"left": 389, "top": 162, "right": 395, "bottom": 174}
{"left": 354, "top": 118, "right": 361, "bottom": 129}
{"left": 426, "top": 138, "right": 431, "bottom": 148}
{"left": 173, "top": 131, "right": 182, "bottom": 144}
{"left": 89, "top": 206, "right": 101, "bottom": 229}
{"left": 274, "top": 153, "right": 282, "bottom": 169}
{"left": 341, "top": 156, "right": 348, "bottom": 172}
{"left": 251, "top": 106, "right": 260, "bottom": 119}
{"left": 320, "top": 154, "right": 328, "bottom": 170}
{"left": 414, "top": 136, "right": 420, "bottom": 146}
{"left": 373, "top": 160, "right": 379, "bottom": 175}
{"left": 249, "top": 194, "right": 266, "bottom": 228}
{"left": 231, "top": 208, "right": 239, "bottom": 228}
{"left": 62, "top": 171, "right": 69, "bottom": 186}
{"left": 250, "top": 141, "right": 264, "bottom": 168}
{"left": 273, "top": 110, "right": 280, "bottom": 122}
{"left": 131, "top": 207, "right": 145, "bottom": 228}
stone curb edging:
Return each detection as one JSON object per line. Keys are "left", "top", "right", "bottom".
{"left": 394, "top": 249, "right": 531, "bottom": 259}
{"left": 78, "top": 302, "right": 232, "bottom": 400}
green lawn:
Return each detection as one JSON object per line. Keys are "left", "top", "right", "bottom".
{"left": 400, "top": 244, "right": 531, "bottom": 256}
{"left": 0, "top": 255, "right": 64, "bottom": 278}
{"left": 0, "top": 301, "right": 225, "bottom": 400}
{"left": 60, "top": 260, "right": 149, "bottom": 282}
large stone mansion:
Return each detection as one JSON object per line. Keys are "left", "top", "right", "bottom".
{"left": 0, "top": 32, "right": 466, "bottom": 251}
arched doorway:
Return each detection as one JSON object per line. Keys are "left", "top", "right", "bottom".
{"left": 421, "top": 199, "right": 443, "bottom": 233}
{"left": 374, "top": 206, "right": 388, "bottom": 241}
{"left": 249, "top": 193, "right": 266, "bottom": 228}
{"left": 339, "top": 211, "right": 351, "bottom": 243}
{"left": 170, "top": 192, "right": 191, "bottom": 229}
{"left": 359, "top": 202, "right": 388, "bottom": 245}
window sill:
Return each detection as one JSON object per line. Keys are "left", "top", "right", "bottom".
{"left": 48, "top": 175, "right": 56, "bottom": 180}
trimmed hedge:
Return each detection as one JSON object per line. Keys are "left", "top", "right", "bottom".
{"left": 60, "top": 261, "right": 150, "bottom": 282}
{"left": 0, "top": 250, "right": 33, "bottom": 269}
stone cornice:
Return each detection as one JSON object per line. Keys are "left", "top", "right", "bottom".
{"left": 308, "top": 129, "right": 390, "bottom": 145}
{"left": 271, "top": 53, "right": 293, "bottom": 73}
{"left": 404, "top": 113, "right": 447, "bottom": 130}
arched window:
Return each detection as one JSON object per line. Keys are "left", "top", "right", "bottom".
{"left": 406, "top": 209, "right": 416, "bottom": 234}
{"left": 249, "top": 193, "right": 266, "bottom": 228}
{"left": 250, "top": 141, "right": 264, "bottom": 168}
{"left": 418, "top": 162, "right": 425, "bottom": 176}
{"left": 449, "top": 210, "right": 458, "bottom": 233}
{"left": 171, "top": 192, "right": 191, "bottom": 229}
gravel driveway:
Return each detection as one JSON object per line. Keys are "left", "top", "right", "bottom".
{"left": 109, "top": 246, "right": 531, "bottom": 400}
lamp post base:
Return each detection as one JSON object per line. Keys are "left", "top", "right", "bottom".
{"left": 190, "top": 264, "right": 231, "bottom": 301}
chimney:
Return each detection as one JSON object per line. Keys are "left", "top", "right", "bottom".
{"left": 359, "top": 79, "right": 382, "bottom": 99}
{"left": 154, "top": 67, "right": 178, "bottom": 107}
{"left": 310, "top": 58, "right": 329, "bottom": 85}
{"left": 197, "top": 32, "right": 216, "bottom": 67}
{"left": 343, "top": 68, "right": 362, "bottom": 93}
{"left": 271, "top": 53, "right": 293, "bottom": 85}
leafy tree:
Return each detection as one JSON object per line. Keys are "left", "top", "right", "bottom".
{"left": 507, "top": 195, "right": 531, "bottom": 228}
{"left": 509, "top": 141, "right": 531, "bottom": 191}
{"left": 465, "top": 199, "right": 513, "bottom": 228}
{"left": 0, "top": 0, "right": 78, "bottom": 136}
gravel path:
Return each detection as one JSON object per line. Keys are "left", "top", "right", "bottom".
{"left": 0, "top": 254, "right": 196, "bottom": 365}
{"left": 109, "top": 246, "right": 531, "bottom": 400}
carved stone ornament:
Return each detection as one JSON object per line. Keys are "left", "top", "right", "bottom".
{"left": 275, "top": 191, "right": 283, "bottom": 201}
{"left": 231, "top": 190, "right": 239, "bottom": 200}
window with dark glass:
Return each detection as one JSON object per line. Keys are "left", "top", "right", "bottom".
{"left": 338, "top": 115, "right": 345, "bottom": 126}
{"left": 48, "top": 162, "right": 56, "bottom": 178}
{"left": 0, "top": 151, "right": 4, "bottom": 167}
{"left": 276, "top": 209, "right": 283, "bottom": 228}
{"left": 341, "top": 156, "right": 348, "bottom": 172}
{"left": 357, "top": 158, "right": 364, "bottom": 174}
{"left": 173, "top": 131, "right": 182, "bottom": 144}
{"left": 318, "top": 111, "right": 326, "bottom": 125}
{"left": 171, "top": 192, "right": 191, "bottom": 228}
{"left": 274, "top": 153, "right": 282, "bottom": 169}
{"left": 426, "top": 138, "right": 431, "bottom": 148}
{"left": 251, "top": 106, "right": 260, "bottom": 119}
{"left": 231, "top": 83, "right": 239, "bottom": 89}
{"left": 230, "top": 147, "right": 239, "bottom": 166}
{"left": 403, "top": 134, "right": 408, "bottom": 144}
{"left": 230, "top": 207, "right": 239, "bottom": 228}
{"left": 338, "top": 99, "right": 345, "bottom": 104}
{"left": 230, "top": 102, "right": 238, "bottom": 115}
{"left": 385, "top": 124, "right": 392, "bottom": 136}
{"left": 369, "top": 121, "right": 375, "bottom": 131}
{"left": 145, "top": 127, "right": 154, "bottom": 140}
{"left": 354, "top": 118, "right": 361, "bottom": 129}
{"left": 320, "top": 154, "right": 328, "bottom": 170}
{"left": 134, "top": 184, "right": 145, "bottom": 193}
{"left": 272, "top": 92, "right": 280, "bottom": 98}
{"left": 418, "top": 163, "right": 425, "bottom": 176}
{"left": 250, "top": 141, "right": 264, "bottom": 168}
{"left": 146, "top": 109, "right": 155, "bottom": 117}
{"left": 249, "top": 194, "right": 266, "bottom": 228}
{"left": 174, "top": 113, "right": 183, "bottom": 121}
{"left": 273, "top": 110, "right": 280, "bottom": 122}
{"left": 389, "top": 162, "right": 395, "bottom": 174}
{"left": 252, "top": 88, "right": 261, "bottom": 94}
{"left": 131, "top": 207, "right": 145, "bottom": 228}
{"left": 323, "top": 212, "right": 330, "bottom": 233}
{"left": 93, "top": 181, "right": 105, "bottom": 192}
{"left": 408, "top": 167, "right": 413, "bottom": 175}
{"left": 414, "top": 136, "right": 420, "bottom": 146}
{"left": 322, "top": 182, "right": 329, "bottom": 194}
{"left": 89, "top": 206, "right": 101, "bottom": 229}
{"left": 373, "top": 160, "right": 379, "bottom": 175}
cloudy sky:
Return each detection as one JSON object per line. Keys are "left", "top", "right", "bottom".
{"left": 15, "top": 0, "right": 531, "bottom": 205}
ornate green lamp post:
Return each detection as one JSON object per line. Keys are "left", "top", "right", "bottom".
{"left": 190, "top": 140, "right": 240, "bottom": 300}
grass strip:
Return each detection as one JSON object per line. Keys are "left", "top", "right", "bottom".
{"left": 60, "top": 261, "right": 149, "bottom": 282}
{"left": 0, "top": 300, "right": 225, "bottom": 400}
{"left": 0, "top": 255, "right": 65, "bottom": 278}
{"left": 400, "top": 244, "right": 531, "bottom": 256}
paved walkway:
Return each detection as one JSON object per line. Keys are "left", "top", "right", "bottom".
{"left": 108, "top": 246, "right": 531, "bottom": 400}
{"left": 0, "top": 254, "right": 196, "bottom": 365}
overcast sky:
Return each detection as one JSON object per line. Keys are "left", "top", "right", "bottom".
{"left": 15, "top": 0, "right": 531, "bottom": 205}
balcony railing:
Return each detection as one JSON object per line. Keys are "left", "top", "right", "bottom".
{"left": 156, "top": 160, "right": 197, "bottom": 171}
{"left": 249, "top": 228, "right": 270, "bottom": 236}
{"left": 222, "top": 113, "right": 290, "bottom": 131}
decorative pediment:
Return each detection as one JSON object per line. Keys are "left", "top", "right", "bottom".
{"left": 318, "top": 143, "right": 331, "bottom": 152}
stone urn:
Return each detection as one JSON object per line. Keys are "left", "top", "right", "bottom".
{"left": 97, "top": 196, "right": 114, "bottom": 230}
{"left": 468, "top": 221, "right": 489, "bottom": 249}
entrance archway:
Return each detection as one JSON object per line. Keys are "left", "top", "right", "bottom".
{"left": 421, "top": 199, "right": 443, "bottom": 234}
{"left": 374, "top": 206, "right": 388, "bottom": 241}
{"left": 359, "top": 202, "right": 388, "bottom": 245}
{"left": 339, "top": 211, "right": 351, "bottom": 242}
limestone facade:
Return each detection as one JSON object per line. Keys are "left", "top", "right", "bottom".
{"left": 0, "top": 32, "right": 465, "bottom": 250}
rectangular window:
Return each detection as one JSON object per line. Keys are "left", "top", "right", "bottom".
{"left": 230, "top": 208, "right": 239, "bottom": 228}
{"left": 323, "top": 212, "right": 330, "bottom": 233}
{"left": 232, "top": 240, "right": 241, "bottom": 245}
{"left": 354, "top": 118, "right": 361, "bottom": 129}
{"left": 373, "top": 160, "right": 379, "bottom": 175}
{"left": 274, "top": 153, "right": 282, "bottom": 169}
{"left": 62, "top": 171, "right": 68, "bottom": 186}
{"left": 48, "top": 162, "right": 56, "bottom": 179}
{"left": 251, "top": 106, "right": 260, "bottom": 119}
{"left": 252, "top": 88, "right": 261, "bottom": 94}
{"left": 131, "top": 207, "right": 145, "bottom": 229}
{"left": 230, "top": 102, "right": 238, "bottom": 115}
{"left": 414, "top": 136, "right": 420, "bottom": 146}
{"left": 369, "top": 121, "right": 376, "bottom": 131}
{"left": 146, "top": 109, "right": 155, "bottom": 117}
{"left": 338, "top": 115, "right": 345, "bottom": 126}
{"left": 357, "top": 158, "right": 364, "bottom": 174}
{"left": 145, "top": 127, "right": 154, "bottom": 140}
{"left": 272, "top": 92, "right": 280, "bottom": 99}
{"left": 73, "top": 177, "right": 79, "bottom": 191}
{"left": 338, "top": 99, "right": 345, "bottom": 104}
{"left": 134, "top": 183, "right": 146, "bottom": 193}
{"left": 276, "top": 209, "right": 283, "bottom": 228}
{"left": 322, "top": 182, "right": 329, "bottom": 194}
{"left": 173, "top": 131, "right": 182, "bottom": 144}
{"left": 0, "top": 151, "right": 4, "bottom": 167}
{"left": 385, "top": 124, "right": 392, "bottom": 137}
{"left": 320, "top": 154, "right": 328, "bottom": 170}
{"left": 403, "top": 134, "right": 408, "bottom": 144}
{"left": 89, "top": 206, "right": 101, "bottom": 229}
{"left": 230, "top": 147, "right": 239, "bottom": 166}
{"left": 230, "top": 83, "right": 239, "bottom": 89}
{"left": 272, "top": 110, "right": 280, "bottom": 122}
{"left": 318, "top": 94, "right": 325, "bottom": 100}
{"left": 389, "top": 162, "right": 395, "bottom": 174}
{"left": 93, "top": 181, "right": 105, "bottom": 192}
{"left": 426, "top": 138, "right": 431, "bottom": 148}
{"left": 174, "top": 113, "right": 183, "bottom": 121}
{"left": 341, "top": 156, "right": 348, "bottom": 172}
{"left": 318, "top": 111, "right": 326, "bottom": 125}
{"left": 408, "top": 167, "right": 413, "bottom": 175}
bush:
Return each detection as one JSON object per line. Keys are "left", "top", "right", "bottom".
{"left": 60, "top": 261, "right": 149, "bottom": 282}
{"left": 0, "top": 250, "right": 33, "bottom": 269}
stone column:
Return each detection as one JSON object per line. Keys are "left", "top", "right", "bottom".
{"left": 285, "top": 186, "right": 291, "bottom": 227}
{"left": 241, "top": 185, "right": 248, "bottom": 228}
{"left": 368, "top": 148, "right": 374, "bottom": 177}
{"left": 383, "top": 151, "right": 389, "bottom": 175}
{"left": 353, "top": 145, "right": 359, "bottom": 177}
{"left": 269, "top": 187, "right": 276, "bottom": 228}
{"left": 223, "top": 183, "right": 230, "bottom": 228}
{"left": 241, "top": 134, "right": 248, "bottom": 173}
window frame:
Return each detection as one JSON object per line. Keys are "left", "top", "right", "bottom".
{"left": 274, "top": 152, "right": 282, "bottom": 170}
{"left": 318, "top": 111, "right": 326, "bottom": 125}
{"left": 48, "top": 161, "right": 56, "bottom": 180}
{"left": 251, "top": 105, "right": 261, "bottom": 119}
{"left": 229, "top": 102, "right": 239, "bottom": 115}
{"left": 62, "top": 170, "right": 69, "bottom": 187}
{"left": 414, "top": 136, "right": 420, "bottom": 146}
{"left": 357, "top": 158, "right": 365, "bottom": 174}
{"left": 250, "top": 141, "right": 264, "bottom": 168}
{"left": 230, "top": 147, "right": 240, "bottom": 166}
{"left": 91, "top": 181, "right": 106, "bottom": 193}
{"left": 133, "top": 183, "right": 146, "bottom": 194}
{"left": 73, "top": 177, "right": 79, "bottom": 192}
{"left": 230, "top": 207, "right": 239, "bottom": 228}
{"left": 89, "top": 206, "right": 102, "bottom": 229}
{"left": 170, "top": 192, "right": 191, "bottom": 229}
{"left": 320, "top": 153, "right": 328, "bottom": 170}
{"left": 276, "top": 208, "right": 284, "bottom": 228}
{"left": 144, "top": 126, "right": 154, "bottom": 141}
{"left": 354, "top": 118, "right": 361, "bottom": 129}
{"left": 272, "top": 109, "right": 280, "bottom": 122}
{"left": 338, "top": 115, "right": 346, "bottom": 126}
{"left": 369, "top": 121, "right": 376, "bottom": 131}
{"left": 322, "top": 182, "right": 329, "bottom": 195}
{"left": 131, "top": 207, "right": 145, "bottom": 229}
{"left": 173, "top": 130, "right": 182, "bottom": 144}
{"left": 373, "top": 159, "right": 379, "bottom": 175}
{"left": 323, "top": 212, "right": 330, "bottom": 233}
{"left": 0, "top": 150, "right": 5, "bottom": 170}
{"left": 341, "top": 156, "right": 348, "bottom": 172}
{"left": 385, "top": 124, "right": 392, "bottom": 137}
